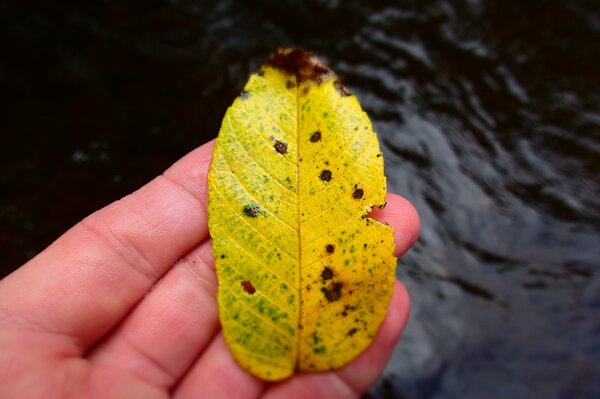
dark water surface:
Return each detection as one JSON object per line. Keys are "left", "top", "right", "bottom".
{"left": 2, "top": 1, "right": 599, "bottom": 397}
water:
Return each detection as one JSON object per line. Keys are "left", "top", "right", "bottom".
{"left": 2, "top": 1, "right": 599, "bottom": 397}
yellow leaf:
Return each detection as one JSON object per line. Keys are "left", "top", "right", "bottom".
{"left": 207, "top": 48, "right": 396, "bottom": 381}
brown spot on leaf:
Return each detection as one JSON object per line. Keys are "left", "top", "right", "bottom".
{"left": 341, "top": 304, "right": 355, "bottom": 317}
{"left": 321, "top": 282, "right": 343, "bottom": 302}
{"left": 326, "top": 244, "right": 335, "bottom": 253}
{"left": 243, "top": 205, "right": 260, "bottom": 217}
{"left": 347, "top": 327, "right": 358, "bottom": 336}
{"left": 353, "top": 188, "right": 364, "bottom": 199}
{"left": 274, "top": 140, "right": 288, "bottom": 154}
{"left": 310, "top": 131, "right": 322, "bottom": 142}
{"left": 286, "top": 80, "right": 295, "bottom": 89}
{"left": 241, "top": 280, "right": 256, "bottom": 294}
{"left": 321, "top": 267, "right": 334, "bottom": 281}
{"left": 319, "top": 170, "right": 332, "bottom": 182}
{"left": 266, "top": 48, "right": 333, "bottom": 83}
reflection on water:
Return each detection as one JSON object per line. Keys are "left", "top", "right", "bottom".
{"left": 2, "top": 1, "right": 599, "bottom": 397}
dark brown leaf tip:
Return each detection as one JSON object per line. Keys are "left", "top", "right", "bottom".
{"left": 241, "top": 280, "right": 256, "bottom": 294}
{"left": 319, "top": 170, "right": 332, "bottom": 182}
{"left": 310, "top": 131, "right": 322, "bottom": 142}
{"left": 266, "top": 48, "right": 334, "bottom": 83}
{"left": 274, "top": 140, "right": 288, "bottom": 154}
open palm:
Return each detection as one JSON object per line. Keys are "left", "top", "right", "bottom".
{"left": 0, "top": 140, "right": 419, "bottom": 398}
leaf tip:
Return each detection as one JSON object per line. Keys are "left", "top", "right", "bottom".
{"left": 266, "top": 47, "right": 333, "bottom": 83}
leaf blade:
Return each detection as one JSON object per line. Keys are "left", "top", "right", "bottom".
{"left": 208, "top": 48, "right": 396, "bottom": 380}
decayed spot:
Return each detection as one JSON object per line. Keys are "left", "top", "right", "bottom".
{"left": 319, "top": 170, "right": 332, "bottom": 182}
{"left": 341, "top": 305, "right": 355, "bottom": 317}
{"left": 241, "top": 280, "right": 256, "bottom": 294}
{"left": 208, "top": 47, "right": 397, "bottom": 381}
{"left": 322, "top": 282, "right": 343, "bottom": 302}
{"left": 321, "top": 266, "right": 334, "bottom": 281}
{"left": 274, "top": 140, "right": 288, "bottom": 154}
{"left": 353, "top": 188, "right": 364, "bottom": 199}
{"left": 243, "top": 205, "right": 260, "bottom": 217}
{"left": 310, "top": 131, "right": 322, "bottom": 142}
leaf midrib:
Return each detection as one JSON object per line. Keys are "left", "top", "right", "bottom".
{"left": 295, "top": 77, "right": 303, "bottom": 368}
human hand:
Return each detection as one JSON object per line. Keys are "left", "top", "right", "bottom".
{"left": 0, "top": 140, "right": 419, "bottom": 398}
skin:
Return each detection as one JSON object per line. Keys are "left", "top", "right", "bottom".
{"left": 0, "top": 140, "right": 420, "bottom": 398}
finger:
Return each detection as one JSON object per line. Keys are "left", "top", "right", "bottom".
{"left": 262, "top": 280, "right": 410, "bottom": 398}
{"left": 0, "top": 140, "right": 214, "bottom": 351}
{"left": 369, "top": 192, "right": 420, "bottom": 258}
{"left": 173, "top": 192, "right": 417, "bottom": 396}
{"left": 173, "top": 333, "right": 267, "bottom": 399}
{"left": 175, "top": 281, "right": 409, "bottom": 399}
{"left": 88, "top": 239, "right": 219, "bottom": 390}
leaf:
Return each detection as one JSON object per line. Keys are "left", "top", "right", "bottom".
{"left": 207, "top": 48, "right": 396, "bottom": 381}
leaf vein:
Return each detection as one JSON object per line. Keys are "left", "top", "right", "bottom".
{"left": 217, "top": 146, "right": 299, "bottom": 234}
{"left": 224, "top": 286, "right": 296, "bottom": 342}
{"left": 226, "top": 115, "right": 298, "bottom": 197}
{"left": 214, "top": 223, "right": 298, "bottom": 293}
{"left": 302, "top": 258, "right": 393, "bottom": 320}
{"left": 211, "top": 177, "right": 298, "bottom": 263}
{"left": 299, "top": 130, "right": 372, "bottom": 190}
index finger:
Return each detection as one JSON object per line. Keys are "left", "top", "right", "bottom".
{"left": 0, "top": 140, "right": 215, "bottom": 351}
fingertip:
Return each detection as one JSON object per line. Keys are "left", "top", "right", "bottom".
{"left": 392, "top": 280, "right": 411, "bottom": 334}
{"left": 163, "top": 139, "right": 215, "bottom": 212}
{"left": 377, "top": 280, "right": 411, "bottom": 349}
{"left": 369, "top": 193, "right": 420, "bottom": 257}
